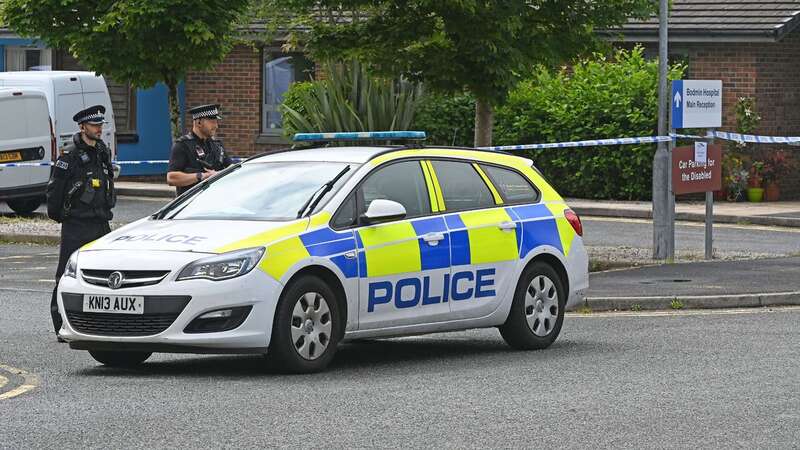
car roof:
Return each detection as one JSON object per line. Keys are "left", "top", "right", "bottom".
{"left": 246, "top": 146, "right": 531, "bottom": 165}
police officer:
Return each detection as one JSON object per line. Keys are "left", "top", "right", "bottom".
{"left": 47, "top": 105, "right": 116, "bottom": 338}
{"left": 167, "top": 104, "right": 233, "bottom": 196}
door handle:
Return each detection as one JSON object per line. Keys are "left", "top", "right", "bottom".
{"left": 344, "top": 251, "right": 357, "bottom": 260}
{"left": 422, "top": 232, "right": 445, "bottom": 246}
{"left": 498, "top": 221, "right": 517, "bottom": 231}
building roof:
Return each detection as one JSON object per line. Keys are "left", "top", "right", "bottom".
{"left": 608, "top": 0, "right": 800, "bottom": 42}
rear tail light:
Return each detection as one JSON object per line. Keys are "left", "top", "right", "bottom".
{"left": 49, "top": 117, "right": 57, "bottom": 160}
{"left": 564, "top": 209, "right": 583, "bottom": 236}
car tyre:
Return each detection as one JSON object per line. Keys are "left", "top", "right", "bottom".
{"left": 500, "top": 261, "right": 566, "bottom": 350}
{"left": 267, "top": 275, "right": 341, "bottom": 373}
{"left": 88, "top": 350, "right": 152, "bottom": 367}
{"left": 7, "top": 197, "right": 42, "bottom": 215}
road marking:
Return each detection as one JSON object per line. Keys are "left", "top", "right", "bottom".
{"left": 569, "top": 305, "right": 800, "bottom": 318}
{"left": 0, "top": 364, "right": 40, "bottom": 400}
{"left": 0, "top": 287, "right": 52, "bottom": 293}
{"left": 584, "top": 216, "right": 800, "bottom": 233}
{"left": 0, "top": 253, "right": 57, "bottom": 260}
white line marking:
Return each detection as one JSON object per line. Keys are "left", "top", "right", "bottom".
{"left": 569, "top": 305, "right": 800, "bottom": 318}
{"left": 0, "top": 364, "right": 40, "bottom": 400}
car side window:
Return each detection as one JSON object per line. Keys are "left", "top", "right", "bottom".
{"left": 430, "top": 160, "right": 495, "bottom": 211}
{"left": 480, "top": 164, "right": 539, "bottom": 204}
{"left": 358, "top": 160, "right": 431, "bottom": 218}
{"left": 331, "top": 193, "right": 357, "bottom": 228}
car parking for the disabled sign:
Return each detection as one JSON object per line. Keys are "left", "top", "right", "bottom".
{"left": 671, "top": 80, "right": 722, "bottom": 129}
{"left": 672, "top": 143, "right": 722, "bottom": 195}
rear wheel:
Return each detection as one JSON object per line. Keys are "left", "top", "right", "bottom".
{"left": 500, "top": 261, "right": 566, "bottom": 350}
{"left": 266, "top": 275, "right": 341, "bottom": 373}
{"left": 88, "top": 350, "right": 151, "bottom": 367}
{"left": 7, "top": 197, "right": 42, "bottom": 215}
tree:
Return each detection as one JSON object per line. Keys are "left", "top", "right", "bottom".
{"left": 1, "top": 0, "right": 250, "bottom": 138}
{"left": 268, "top": 0, "right": 656, "bottom": 146}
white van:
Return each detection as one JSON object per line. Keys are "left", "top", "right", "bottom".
{"left": 0, "top": 71, "right": 116, "bottom": 158}
{"left": 0, "top": 89, "right": 54, "bottom": 214}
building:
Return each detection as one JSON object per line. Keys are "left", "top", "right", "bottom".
{"left": 608, "top": 0, "right": 800, "bottom": 198}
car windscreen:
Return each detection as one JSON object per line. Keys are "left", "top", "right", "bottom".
{"left": 164, "top": 161, "right": 356, "bottom": 221}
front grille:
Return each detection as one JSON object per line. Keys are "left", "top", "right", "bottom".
{"left": 61, "top": 293, "right": 191, "bottom": 337}
{"left": 65, "top": 311, "right": 179, "bottom": 336}
{"left": 81, "top": 269, "right": 170, "bottom": 288}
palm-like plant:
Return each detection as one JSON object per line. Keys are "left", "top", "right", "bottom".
{"left": 281, "top": 60, "right": 423, "bottom": 140}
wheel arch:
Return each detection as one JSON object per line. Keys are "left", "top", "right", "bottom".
{"left": 525, "top": 252, "right": 570, "bottom": 297}
{"left": 282, "top": 264, "right": 348, "bottom": 341}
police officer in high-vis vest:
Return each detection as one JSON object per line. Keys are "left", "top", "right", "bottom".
{"left": 167, "top": 104, "right": 233, "bottom": 196}
{"left": 47, "top": 105, "right": 116, "bottom": 338}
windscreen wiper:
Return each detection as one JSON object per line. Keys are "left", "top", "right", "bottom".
{"left": 296, "top": 165, "right": 351, "bottom": 218}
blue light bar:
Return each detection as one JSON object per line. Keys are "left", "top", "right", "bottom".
{"left": 293, "top": 131, "right": 427, "bottom": 142}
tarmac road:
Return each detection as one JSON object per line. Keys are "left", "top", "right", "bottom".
{"left": 1, "top": 277, "right": 798, "bottom": 448}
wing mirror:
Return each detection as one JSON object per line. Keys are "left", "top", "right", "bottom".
{"left": 360, "top": 199, "right": 406, "bottom": 225}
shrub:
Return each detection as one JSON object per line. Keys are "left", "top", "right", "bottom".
{"left": 411, "top": 91, "right": 476, "bottom": 147}
{"left": 494, "top": 46, "right": 685, "bottom": 200}
{"left": 280, "top": 60, "right": 423, "bottom": 140}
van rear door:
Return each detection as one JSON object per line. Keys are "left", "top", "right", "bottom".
{"left": 53, "top": 75, "right": 84, "bottom": 151}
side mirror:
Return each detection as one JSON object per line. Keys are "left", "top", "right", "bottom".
{"left": 360, "top": 199, "right": 406, "bottom": 225}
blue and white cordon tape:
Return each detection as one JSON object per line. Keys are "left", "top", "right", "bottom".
{"left": 0, "top": 158, "right": 242, "bottom": 168}
{"left": 707, "top": 130, "right": 800, "bottom": 145}
{"left": 293, "top": 131, "right": 427, "bottom": 141}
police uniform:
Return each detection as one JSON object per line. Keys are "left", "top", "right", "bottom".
{"left": 47, "top": 105, "right": 116, "bottom": 335}
{"left": 167, "top": 104, "right": 233, "bottom": 196}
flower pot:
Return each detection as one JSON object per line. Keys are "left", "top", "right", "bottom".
{"left": 746, "top": 187, "right": 764, "bottom": 202}
{"left": 765, "top": 182, "right": 780, "bottom": 202}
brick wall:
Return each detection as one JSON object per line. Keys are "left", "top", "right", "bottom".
{"left": 185, "top": 44, "right": 287, "bottom": 157}
{"left": 641, "top": 32, "right": 800, "bottom": 199}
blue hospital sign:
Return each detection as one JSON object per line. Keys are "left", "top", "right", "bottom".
{"left": 671, "top": 80, "right": 722, "bottom": 129}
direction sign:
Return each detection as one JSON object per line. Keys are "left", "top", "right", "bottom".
{"left": 671, "top": 80, "right": 722, "bottom": 129}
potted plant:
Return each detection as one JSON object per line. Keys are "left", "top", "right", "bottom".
{"left": 761, "top": 150, "right": 794, "bottom": 201}
{"left": 723, "top": 155, "right": 747, "bottom": 202}
{"left": 746, "top": 161, "right": 764, "bottom": 202}
{"left": 728, "top": 168, "right": 748, "bottom": 202}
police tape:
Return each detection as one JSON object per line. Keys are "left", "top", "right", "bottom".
{"left": 0, "top": 158, "right": 243, "bottom": 168}
{"left": 481, "top": 132, "right": 800, "bottom": 151}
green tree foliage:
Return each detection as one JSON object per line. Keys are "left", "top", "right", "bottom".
{"left": 268, "top": 0, "right": 656, "bottom": 146}
{"left": 493, "top": 47, "right": 685, "bottom": 200}
{"left": 410, "top": 92, "right": 475, "bottom": 147}
{"left": 1, "top": 0, "right": 250, "bottom": 138}
{"left": 281, "top": 60, "right": 423, "bottom": 140}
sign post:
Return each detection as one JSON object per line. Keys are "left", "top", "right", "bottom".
{"left": 671, "top": 143, "right": 723, "bottom": 259}
{"left": 670, "top": 80, "right": 723, "bottom": 261}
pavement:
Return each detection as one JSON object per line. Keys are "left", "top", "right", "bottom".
{"left": 3, "top": 180, "right": 800, "bottom": 312}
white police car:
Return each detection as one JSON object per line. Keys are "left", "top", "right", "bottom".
{"left": 57, "top": 131, "right": 588, "bottom": 373}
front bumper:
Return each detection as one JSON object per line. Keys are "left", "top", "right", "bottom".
{"left": 57, "top": 250, "right": 283, "bottom": 354}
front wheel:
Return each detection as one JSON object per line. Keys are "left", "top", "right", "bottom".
{"left": 266, "top": 275, "right": 341, "bottom": 373}
{"left": 88, "top": 350, "right": 151, "bottom": 367}
{"left": 7, "top": 197, "right": 43, "bottom": 215}
{"left": 500, "top": 261, "right": 566, "bottom": 350}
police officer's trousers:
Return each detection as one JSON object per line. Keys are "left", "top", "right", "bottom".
{"left": 51, "top": 220, "right": 111, "bottom": 335}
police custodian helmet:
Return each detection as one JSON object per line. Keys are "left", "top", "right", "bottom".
{"left": 73, "top": 105, "right": 108, "bottom": 124}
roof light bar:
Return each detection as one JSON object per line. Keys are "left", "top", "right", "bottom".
{"left": 293, "top": 131, "right": 427, "bottom": 142}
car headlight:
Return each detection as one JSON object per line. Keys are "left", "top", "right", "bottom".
{"left": 177, "top": 247, "right": 265, "bottom": 281}
{"left": 64, "top": 251, "right": 78, "bottom": 278}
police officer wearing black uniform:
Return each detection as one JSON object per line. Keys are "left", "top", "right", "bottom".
{"left": 47, "top": 105, "right": 116, "bottom": 337}
{"left": 167, "top": 104, "right": 233, "bottom": 196}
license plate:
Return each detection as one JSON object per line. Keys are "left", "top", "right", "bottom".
{"left": 83, "top": 295, "right": 144, "bottom": 315}
{"left": 0, "top": 151, "right": 22, "bottom": 162}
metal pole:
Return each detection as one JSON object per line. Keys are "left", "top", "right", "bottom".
{"left": 653, "top": 0, "right": 670, "bottom": 260}
{"left": 705, "top": 130, "right": 715, "bottom": 260}
{"left": 667, "top": 127, "right": 675, "bottom": 262}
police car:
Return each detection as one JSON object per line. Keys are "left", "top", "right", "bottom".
{"left": 56, "top": 131, "right": 588, "bottom": 373}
